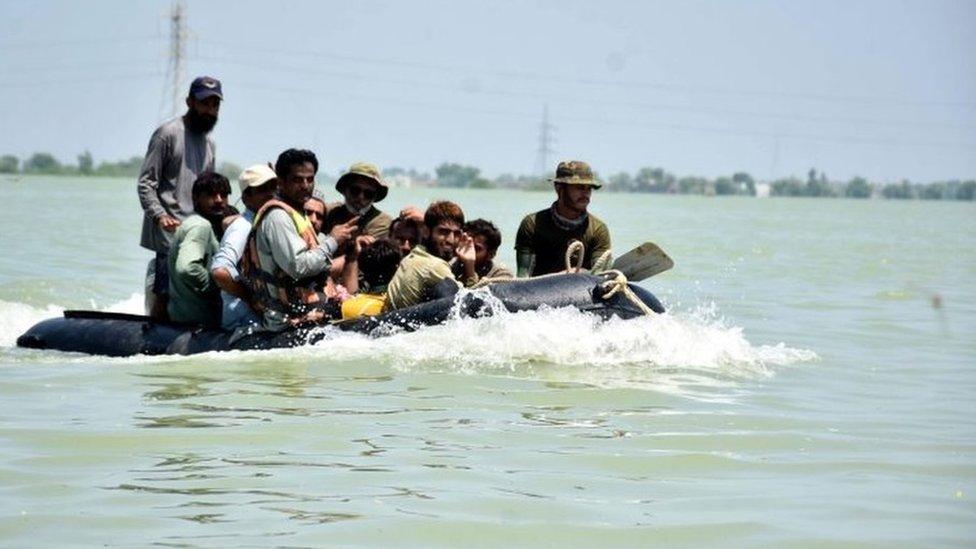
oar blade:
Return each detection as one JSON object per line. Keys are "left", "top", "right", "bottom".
{"left": 612, "top": 242, "right": 674, "bottom": 282}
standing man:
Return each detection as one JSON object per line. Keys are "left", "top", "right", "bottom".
{"left": 210, "top": 164, "right": 277, "bottom": 330}
{"left": 242, "top": 149, "right": 359, "bottom": 330}
{"left": 514, "top": 160, "right": 611, "bottom": 277}
{"left": 323, "top": 162, "right": 393, "bottom": 239}
{"left": 137, "top": 75, "right": 222, "bottom": 319}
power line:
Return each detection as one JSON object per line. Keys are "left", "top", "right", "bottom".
{"left": 165, "top": 1, "right": 187, "bottom": 119}
{"left": 197, "top": 39, "right": 976, "bottom": 110}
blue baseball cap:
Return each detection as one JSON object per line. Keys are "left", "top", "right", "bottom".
{"left": 188, "top": 76, "right": 223, "bottom": 101}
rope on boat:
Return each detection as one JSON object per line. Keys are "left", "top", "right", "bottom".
{"left": 598, "top": 270, "right": 656, "bottom": 317}
{"left": 564, "top": 240, "right": 584, "bottom": 273}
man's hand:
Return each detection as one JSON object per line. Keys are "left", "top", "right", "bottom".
{"left": 346, "top": 234, "right": 375, "bottom": 259}
{"left": 157, "top": 214, "right": 181, "bottom": 233}
{"left": 455, "top": 232, "right": 476, "bottom": 265}
{"left": 329, "top": 216, "right": 360, "bottom": 246}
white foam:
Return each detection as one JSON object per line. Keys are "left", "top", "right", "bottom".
{"left": 1, "top": 293, "right": 817, "bottom": 399}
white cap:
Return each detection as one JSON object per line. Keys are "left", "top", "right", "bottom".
{"left": 237, "top": 164, "right": 277, "bottom": 193}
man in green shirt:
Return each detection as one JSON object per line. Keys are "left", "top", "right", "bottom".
{"left": 385, "top": 201, "right": 477, "bottom": 310}
{"left": 167, "top": 172, "right": 232, "bottom": 327}
{"left": 515, "top": 160, "right": 611, "bottom": 277}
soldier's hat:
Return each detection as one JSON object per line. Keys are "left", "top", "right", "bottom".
{"left": 548, "top": 160, "right": 602, "bottom": 189}
{"left": 335, "top": 161, "right": 389, "bottom": 202}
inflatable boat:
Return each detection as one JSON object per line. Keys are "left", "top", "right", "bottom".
{"left": 16, "top": 272, "right": 664, "bottom": 357}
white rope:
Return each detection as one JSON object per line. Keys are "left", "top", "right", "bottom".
{"left": 598, "top": 270, "right": 657, "bottom": 317}
{"left": 564, "top": 240, "right": 584, "bottom": 273}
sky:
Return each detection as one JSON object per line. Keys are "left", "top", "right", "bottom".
{"left": 1, "top": 0, "right": 974, "bottom": 182}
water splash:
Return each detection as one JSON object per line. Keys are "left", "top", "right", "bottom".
{"left": 0, "top": 292, "right": 817, "bottom": 398}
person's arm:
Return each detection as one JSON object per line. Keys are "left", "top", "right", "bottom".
{"left": 341, "top": 235, "right": 374, "bottom": 294}
{"left": 210, "top": 218, "right": 250, "bottom": 298}
{"left": 137, "top": 127, "right": 180, "bottom": 231}
{"left": 514, "top": 215, "right": 535, "bottom": 277}
{"left": 263, "top": 209, "right": 336, "bottom": 280}
{"left": 589, "top": 221, "right": 612, "bottom": 260}
{"left": 173, "top": 225, "right": 215, "bottom": 292}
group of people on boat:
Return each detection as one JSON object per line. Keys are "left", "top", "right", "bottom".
{"left": 137, "top": 76, "right": 612, "bottom": 333}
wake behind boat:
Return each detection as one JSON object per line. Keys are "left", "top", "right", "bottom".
{"left": 16, "top": 272, "right": 664, "bottom": 357}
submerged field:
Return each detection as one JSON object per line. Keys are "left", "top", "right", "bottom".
{"left": 1, "top": 176, "right": 973, "bottom": 546}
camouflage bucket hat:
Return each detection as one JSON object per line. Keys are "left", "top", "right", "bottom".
{"left": 335, "top": 161, "right": 389, "bottom": 202}
{"left": 548, "top": 160, "right": 602, "bottom": 189}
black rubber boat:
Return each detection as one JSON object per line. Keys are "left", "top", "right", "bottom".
{"left": 16, "top": 272, "right": 664, "bottom": 357}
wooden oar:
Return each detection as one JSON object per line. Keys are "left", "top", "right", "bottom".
{"left": 611, "top": 242, "right": 674, "bottom": 282}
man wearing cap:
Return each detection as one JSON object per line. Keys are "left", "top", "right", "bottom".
{"left": 514, "top": 160, "right": 611, "bottom": 277}
{"left": 210, "top": 164, "right": 278, "bottom": 330}
{"left": 324, "top": 162, "right": 393, "bottom": 239}
{"left": 137, "top": 75, "right": 223, "bottom": 319}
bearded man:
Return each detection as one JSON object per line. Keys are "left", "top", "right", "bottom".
{"left": 137, "top": 76, "right": 222, "bottom": 318}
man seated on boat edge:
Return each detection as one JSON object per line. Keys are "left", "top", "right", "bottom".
{"left": 340, "top": 238, "right": 402, "bottom": 319}
{"left": 138, "top": 75, "right": 221, "bottom": 320}
{"left": 514, "top": 160, "right": 612, "bottom": 277}
{"left": 384, "top": 200, "right": 478, "bottom": 311}
{"left": 240, "top": 148, "right": 360, "bottom": 331}
{"left": 210, "top": 164, "right": 278, "bottom": 330}
{"left": 167, "top": 172, "right": 235, "bottom": 327}
{"left": 451, "top": 218, "right": 513, "bottom": 281}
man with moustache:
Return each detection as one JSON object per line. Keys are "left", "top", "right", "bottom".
{"left": 385, "top": 200, "right": 477, "bottom": 310}
{"left": 323, "top": 162, "right": 393, "bottom": 239}
{"left": 137, "top": 76, "right": 222, "bottom": 319}
{"left": 243, "top": 149, "right": 359, "bottom": 330}
{"left": 166, "top": 172, "right": 232, "bottom": 327}
{"left": 514, "top": 160, "right": 611, "bottom": 277}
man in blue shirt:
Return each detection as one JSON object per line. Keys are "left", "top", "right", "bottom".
{"left": 210, "top": 164, "right": 278, "bottom": 329}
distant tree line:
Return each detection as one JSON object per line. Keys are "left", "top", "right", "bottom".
{"left": 0, "top": 151, "right": 241, "bottom": 180}
{"left": 4, "top": 152, "right": 972, "bottom": 201}
{"left": 421, "top": 162, "right": 975, "bottom": 201}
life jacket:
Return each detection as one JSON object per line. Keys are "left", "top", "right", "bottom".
{"left": 240, "top": 199, "right": 326, "bottom": 320}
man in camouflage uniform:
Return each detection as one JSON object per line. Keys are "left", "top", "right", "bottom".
{"left": 514, "top": 160, "right": 611, "bottom": 277}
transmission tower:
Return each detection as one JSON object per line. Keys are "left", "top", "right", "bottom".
{"left": 164, "top": 0, "right": 187, "bottom": 118}
{"left": 534, "top": 104, "right": 555, "bottom": 175}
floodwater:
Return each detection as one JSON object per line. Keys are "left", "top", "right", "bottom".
{"left": 1, "top": 176, "right": 974, "bottom": 546}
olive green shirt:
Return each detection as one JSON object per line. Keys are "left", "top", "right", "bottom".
{"left": 514, "top": 209, "right": 611, "bottom": 276}
{"left": 386, "top": 245, "right": 476, "bottom": 310}
{"left": 167, "top": 215, "right": 221, "bottom": 326}
{"left": 324, "top": 203, "right": 393, "bottom": 239}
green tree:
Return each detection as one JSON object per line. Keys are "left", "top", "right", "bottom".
{"left": 882, "top": 180, "right": 915, "bottom": 199}
{"left": 607, "top": 172, "right": 633, "bottom": 193}
{"left": 732, "top": 172, "right": 756, "bottom": 195}
{"left": 677, "top": 176, "right": 707, "bottom": 195}
{"left": 94, "top": 156, "right": 143, "bottom": 177}
{"left": 771, "top": 177, "right": 805, "bottom": 197}
{"left": 77, "top": 150, "right": 94, "bottom": 175}
{"left": 0, "top": 154, "right": 18, "bottom": 174}
{"left": 844, "top": 176, "right": 871, "bottom": 198}
{"left": 23, "top": 152, "right": 62, "bottom": 174}
{"left": 435, "top": 162, "right": 482, "bottom": 188}
{"left": 920, "top": 182, "right": 946, "bottom": 200}
{"left": 714, "top": 176, "right": 737, "bottom": 195}
{"left": 957, "top": 180, "right": 976, "bottom": 201}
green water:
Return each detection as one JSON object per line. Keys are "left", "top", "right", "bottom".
{"left": 1, "top": 176, "right": 974, "bottom": 546}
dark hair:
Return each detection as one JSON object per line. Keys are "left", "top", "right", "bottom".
{"left": 359, "top": 239, "right": 401, "bottom": 288}
{"left": 304, "top": 195, "right": 327, "bottom": 210}
{"left": 463, "top": 218, "right": 502, "bottom": 253}
{"left": 274, "top": 148, "right": 319, "bottom": 179}
{"left": 423, "top": 200, "right": 464, "bottom": 230}
{"left": 191, "top": 171, "right": 231, "bottom": 198}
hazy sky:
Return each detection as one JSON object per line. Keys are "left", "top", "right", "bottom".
{"left": 1, "top": 0, "right": 974, "bottom": 182}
